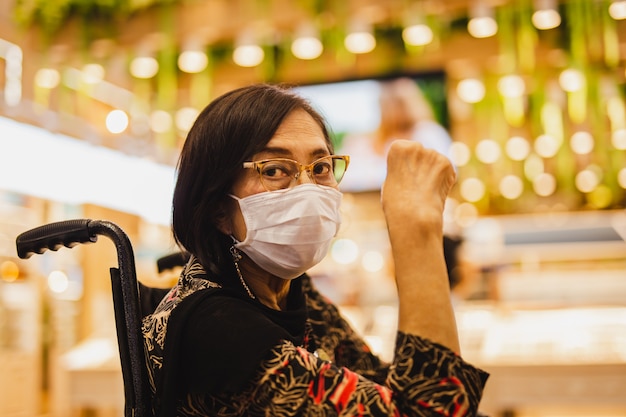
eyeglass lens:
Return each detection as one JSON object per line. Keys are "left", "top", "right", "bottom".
{"left": 258, "top": 156, "right": 347, "bottom": 190}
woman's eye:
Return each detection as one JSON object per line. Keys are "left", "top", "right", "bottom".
{"left": 262, "top": 164, "right": 290, "bottom": 178}
{"left": 313, "top": 162, "right": 331, "bottom": 176}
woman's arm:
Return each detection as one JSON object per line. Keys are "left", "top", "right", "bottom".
{"left": 381, "top": 140, "right": 460, "bottom": 352}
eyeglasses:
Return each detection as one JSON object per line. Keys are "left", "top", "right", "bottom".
{"left": 243, "top": 155, "right": 350, "bottom": 191}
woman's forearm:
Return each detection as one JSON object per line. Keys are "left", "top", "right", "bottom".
{"left": 381, "top": 140, "right": 460, "bottom": 353}
{"left": 389, "top": 219, "right": 460, "bottom": 353}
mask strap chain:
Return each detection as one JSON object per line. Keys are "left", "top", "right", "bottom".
{"left": 230, "top": 238, "right": 256, "bottom": 300}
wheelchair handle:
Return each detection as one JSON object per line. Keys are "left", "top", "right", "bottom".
{"left": 16, "top": 220, "right": 136, "bottom": 277}
{"left": 16, "top": 219, "right": 97, "bottom": 259}
{"left": 15, "top": 218, "right": 146, "bottom": 417}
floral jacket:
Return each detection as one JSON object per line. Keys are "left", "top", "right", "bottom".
{"left": 142, "top": 256, "right": 489, "bottom": 416}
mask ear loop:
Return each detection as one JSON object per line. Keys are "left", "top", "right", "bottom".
{"left": 230, "top": 236, "right": 256, "bottom": 299}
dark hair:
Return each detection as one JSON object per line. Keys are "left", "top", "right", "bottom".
{"left": 172, "top": 83, "right": 333, "bottom": 274}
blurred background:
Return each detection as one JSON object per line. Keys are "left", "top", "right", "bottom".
{"left": 0, "top": 0, "right": 625, "bottom": 416}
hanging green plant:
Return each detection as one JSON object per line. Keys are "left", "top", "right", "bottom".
{"left": 12, "top": 0, "right": 182, "bottom": 39}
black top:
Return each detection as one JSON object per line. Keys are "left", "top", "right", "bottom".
{"left": 142, "top": 256, "right": 489, "bottom": 416}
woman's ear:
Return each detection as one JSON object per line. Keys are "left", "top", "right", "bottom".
{"left": 214, "top": 202, "right": 232, "bottom": 235}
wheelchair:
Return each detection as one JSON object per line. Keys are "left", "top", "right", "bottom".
{"left": 16, "top": 219, "right": 187, "bottom": 417}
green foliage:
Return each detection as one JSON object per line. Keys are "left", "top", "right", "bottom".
{"left": 12, "top": 0, "right": 181, "bottom": 38}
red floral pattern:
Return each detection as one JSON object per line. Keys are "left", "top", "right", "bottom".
{"left": 142, "top": 257, "right": 488, "bottom": 416}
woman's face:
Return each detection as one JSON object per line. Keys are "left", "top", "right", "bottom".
{"left": 219, "top": 108, "right": 332, "bottom": 241}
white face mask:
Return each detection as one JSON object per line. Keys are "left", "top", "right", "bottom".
{"left": 229, "top": 184, "right": 342, "bottom": 280}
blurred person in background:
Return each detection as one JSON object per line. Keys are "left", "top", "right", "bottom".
{"left": 376, "top": 77, "right": 453, "bottom": 160}
{"left": 340, "top": 76, "right": 453, "bottom": 192}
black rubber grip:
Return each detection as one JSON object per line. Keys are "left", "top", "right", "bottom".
{"left": 16, "top": 219, "right": 98, "bottom": 259}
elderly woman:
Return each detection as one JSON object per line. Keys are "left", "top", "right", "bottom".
{"left": 142, "top": 83, "right": 488, "bottom": 416}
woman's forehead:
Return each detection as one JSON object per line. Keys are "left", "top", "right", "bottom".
{"left": 256, "top": 110, "right": 329, "bottom": 159}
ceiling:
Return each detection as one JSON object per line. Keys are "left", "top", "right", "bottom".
{"left": 2, "top": 0, "right": 626, "bottom": 216}
{"left": 0, "top": 0, "right": 505, "bottom": 161}
{"left": 1, "top": 0, "right": 622, "bottom": 163}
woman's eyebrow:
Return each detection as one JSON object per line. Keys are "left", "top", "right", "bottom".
{"left": 257, "top": 146, "right": 292, "bottom": 157}
{"left": 256, "top": 146, "right": 331, "bottom": 159}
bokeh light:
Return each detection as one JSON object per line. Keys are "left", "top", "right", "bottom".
{"left": 475, "top": 139, "right": 501, "bottom": 164}
{"left": 612, "top": 129, "right": 626, "bottom": 150}
{"left": 506, "top": 136, "right": 531, "bottom": 161}
{"left": 403, "top": 24, "right": 434, "bottom": 46}
{"left": 150, "top": 110, "right": 173, "bottom": 133}
{"left": 460, "top": 177, "right": 486, "bottom": 202}
{"left": 534, "top": 134, "right": 560, "bottom": 158}
{"left": 498, "top": 75, "right": 525, "bottom": 98}
{"left": 533, "top": 172, "right": 556, "bottom": 196}
{"left": 0, "top": 260, "right": 19, "bottom": 282}
{"left": 524, "top": 154, "right": 544, "bottom": 180}
{"left": 48, "top": 270, "right": 69, "bottom": 293}
{"left": 500, "top": 175, "right": 524, "bottom": 199}
{"left": 575, "top": 168, "right": 601, "bottom": 193}
{"left": 361, "top": 250, "right": 385, "bottom": 272}
{"left": 457, "top": 78, "right": 485, "bottom": 103}
{"left": 106, "top": 109, "right": 129, "bottom": 134}
{"left": 450, "top": 141, "right": 471, "bottom": 166}
{"left": 331, "top": 239, "right": 359, "bottom": 265}
{"left": 570, "top": 131, "right": 594, "bottom": 155}
{"left": 130, "top": 56, "right": 159, "bottom": 79}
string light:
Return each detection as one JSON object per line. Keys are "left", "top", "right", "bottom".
{"left": 559, "top": 68, "right": 585, "bottom": 92}
{"left": 7, "top": 2, "right": 626, "bottom": 214}
{"left": 130, "top": 56, "right": 159, "bottom": 79}
{"left": 467, "top": 2, "right": 498, "bottom": 38}
{"left": 457, "top": 78, "right": 485, "bottom": 103}
{"left": 344, "top": 20, "right": 376, "bottom": 54}
{"left": 81, "top": 63, "right": 105, "bottom": 84}
{"left": 233, "top": 30, "right": 264, "bottom": 67}
{"left": 570, "top": 131, "right": 594, "bottom": 155}
{"left": 291, "top": 23, "right": 323, "bottom": 60}
{"left": 609, "top": 1, "right": 626, "bottom": 20}
{"left": 402, "top": 23, "right": 433, "bottom": 46}
{"left": 532, "top": 0, "right": 561, "bottom": 30}
{"left": 130, "top": 35, "right": 162, "bottom": 78}
{"left": 178, "top": 43, "right": 208, "bottom": 73}
{"left": 35, "top": 68, "right": 60, "bottom": 89}
{"left": 498, "top": 75, "right": 525, "bottom": 98}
